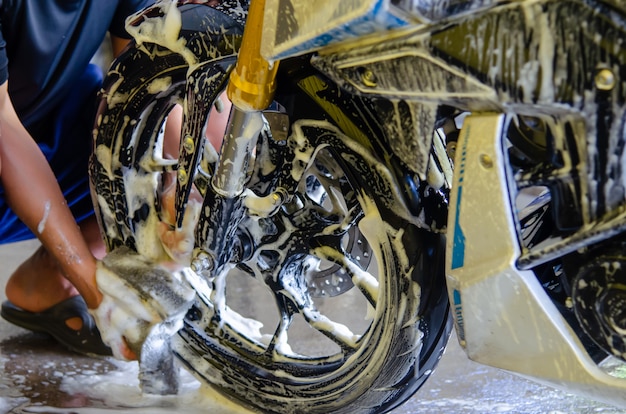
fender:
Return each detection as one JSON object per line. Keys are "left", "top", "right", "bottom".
{"left": 122, "top": 1, "right": 249, "bottom": 229}
{"left": 125, "top": 0, "right": 246, "bottom": 65}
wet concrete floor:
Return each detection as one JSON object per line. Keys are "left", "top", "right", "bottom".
{"left": 0, "top": 239, "right": 624, "bottom": 414}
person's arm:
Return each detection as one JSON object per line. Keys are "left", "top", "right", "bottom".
{"left": 0, "top": 81, "right": 102, "bottom": 310}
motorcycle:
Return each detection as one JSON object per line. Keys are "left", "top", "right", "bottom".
{"left": 88, "top": 0, "right": 626, "bottom": 412}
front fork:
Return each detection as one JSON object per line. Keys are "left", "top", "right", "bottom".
{"left": 186, "top": 0, "right": 279, "bottom": 274}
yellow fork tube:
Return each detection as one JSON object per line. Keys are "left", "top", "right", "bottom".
{"left": 227, "top": 0, "right": 278, "bottom": 112}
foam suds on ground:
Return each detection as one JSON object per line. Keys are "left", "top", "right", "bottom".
{"left": 17, "top": 359, "right": 251, "bottom": 414}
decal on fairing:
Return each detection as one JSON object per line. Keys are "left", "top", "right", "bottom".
{"left": 451, "top": 187, "right": 466, "bottom": 269}
{"left": 452, "top": 288, "right": 465, "bottom": 342}
{"left": 451, "top": 125, "right": 469, "bottom": 269}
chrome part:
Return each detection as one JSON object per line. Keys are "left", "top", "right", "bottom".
{"left": 211, "top": 108, "right": 264, "bottom": 198}
{"left": 190, "top": 250, "right": 214, "bottom": 275}
{"left": 262, "top": 110, "right": 290, "bottom": 142}
{"left": 595, "top": 68, "right": 616, "bottom": 92}
{"left": 360, "top": 69, "right": 378, "bottom": 87}
{"left": 478, "top": 153, "right": 493, "bottom": 169}
{"left": 177, "top": 168, "right": 188, "bottom": 185}
{"left": 182, "top": 135, "right": 195, "bottom": 153}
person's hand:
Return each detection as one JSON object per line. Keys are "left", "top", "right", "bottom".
{"left": 88, "top": 247, "right": 195, "bottom": 361}
{"left": 90, "top": 294, "right": 143, "bottom": 360}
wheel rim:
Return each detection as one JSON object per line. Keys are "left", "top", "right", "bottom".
{"left": 183, "top": 142, "right": 392, "bottom": 374}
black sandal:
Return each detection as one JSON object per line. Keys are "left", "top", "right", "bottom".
{"left": 1, "top": 296, "right": 112, "bottom": 356}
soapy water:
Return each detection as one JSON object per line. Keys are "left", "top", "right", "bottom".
{"left": 1, "top": 324, "right": 624, "bottom": 414}
{"left": 0, "top": 348, "right": 252, "bottom": 414}
{"left": 48, "top": 361, "right": 249, "bottom": 414}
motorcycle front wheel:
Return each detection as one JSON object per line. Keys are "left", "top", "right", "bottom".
{"left": 90, "top": 10, "right": 451, "bottom": 413}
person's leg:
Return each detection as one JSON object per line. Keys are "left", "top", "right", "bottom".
{"left": 4, "top": 220, "right": 102, "bottom": 318}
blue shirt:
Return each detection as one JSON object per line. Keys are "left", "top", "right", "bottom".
{"left": 0, "top": 0, "right": 152, "bottom": 127}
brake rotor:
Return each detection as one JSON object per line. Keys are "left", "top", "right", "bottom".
{"left": 306, "top": 225, "right": 373, "bottom": 297}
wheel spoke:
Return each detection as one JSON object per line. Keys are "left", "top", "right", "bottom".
{"left": 311, "top": 245, "right": 379, "bottom": 309}
{"left": 300, "top": 307, "right": 361, "bottom": 351}
{"left": 266, "top": 304, "right": 295, "bottom": 356}
{"left": 274, "top": 273, "right": 361, "bottom": 353}
{"left": 144, "top": 158, "right": 178, "bottom": 173}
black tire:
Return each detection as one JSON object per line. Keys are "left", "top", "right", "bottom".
{"left": 90, "top": 5, "right": 452, "bottom": 413}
